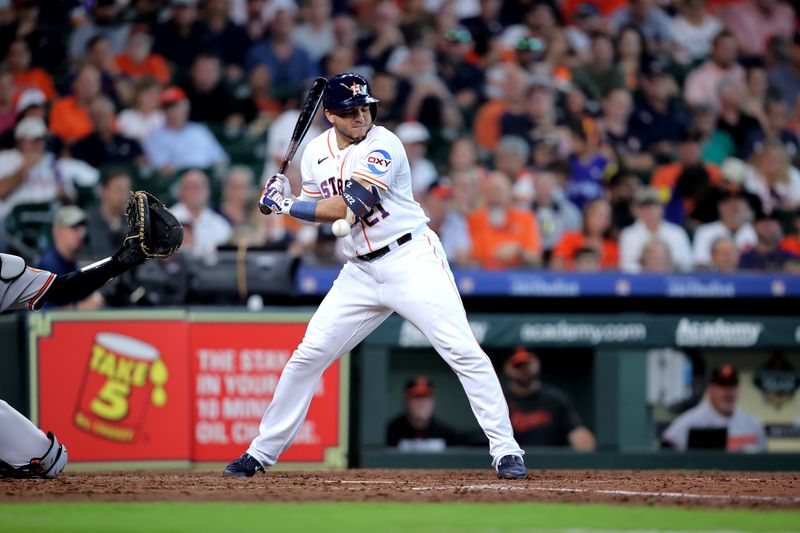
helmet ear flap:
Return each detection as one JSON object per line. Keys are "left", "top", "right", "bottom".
{"left": 369, "top": 102, "right": 378, "bottom": 121}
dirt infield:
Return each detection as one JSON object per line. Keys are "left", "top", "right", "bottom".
{"left": 2, "top": 470, "right": 799, "bottom": 509}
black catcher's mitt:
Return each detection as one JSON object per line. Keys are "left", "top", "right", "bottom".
{"left": 125, "top": 190, "right": 184, "bottom": 258}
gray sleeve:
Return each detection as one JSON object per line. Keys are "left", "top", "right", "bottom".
{"left": 68, "top": 24, "right": 92, "bottom": 60}
{"left": 0, "top": 268, "right": 56, "bottom": 312}
{"left": 662, "top": 412, "right": 692, "bottom": 450}
{"left": 565, "top": 203, "right": 583, "bottom": 232}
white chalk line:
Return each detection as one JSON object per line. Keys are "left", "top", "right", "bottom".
{"left": 316, "top": 479, "right": 799, "bottom": 504}
{"left": 576, "top": 478, "right": 767, "bottom": 484}
{"left": 410, "top": 484, "right": 800, "bottom": 504}
{"left": 322, "top": 480, "right": 395, "bottom": 484}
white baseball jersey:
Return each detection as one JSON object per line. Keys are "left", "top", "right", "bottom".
{"left": 299, "top": 125, "right": 429, "bottom": 258}
{"left": 0, "top": 267, "right": 55, "bottom": 312}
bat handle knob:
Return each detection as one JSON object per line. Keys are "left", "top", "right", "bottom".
{"left": 258, "top": 188, "right": 273, "bottom": 215}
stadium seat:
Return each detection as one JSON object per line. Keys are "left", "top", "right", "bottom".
{"left": 3, "top": 202, "right": 55, "bottom": 257}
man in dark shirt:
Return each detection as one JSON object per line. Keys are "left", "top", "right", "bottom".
{"left": 716, "top": 78, "right": 762, "bottom": 158}
{"left": 181, "top": 53, "right": 238, "bottom": 124}
{"left": 739, "top": 209, "right": 799, "bottom": 272}
{"left": 503, "top": 348, "right": 596, "bottom": 450}
{"left": 386, "top": 376, "right": 460, "bottom": 450}
{"left": 82, "top": 168, "right": 131, "bottom": 260}
{"left": 628, "top": 59, "right": 690, "bottom": 158}
{"left": 153, "top": 0, "right": 211, "bottom": 71}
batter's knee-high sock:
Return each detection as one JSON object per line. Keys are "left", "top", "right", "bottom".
{"left": 0, "top": 400, "right": 51, "bottom": 468}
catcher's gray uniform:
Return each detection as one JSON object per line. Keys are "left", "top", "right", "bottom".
{"left": 0, "top": 192, "right": 181, "bottom": 478}
{"left": 0, "top": 254, "right": 56, "bottom": 311}
{"left": 0, "top": 253, "right": 67, "bottom": 478}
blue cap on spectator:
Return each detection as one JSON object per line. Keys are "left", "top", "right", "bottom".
{"left": 574, "top": 3, "right": 599, "bottom": 18}
{"left": 641, "top": 58, "right": 670, "bottom": 78}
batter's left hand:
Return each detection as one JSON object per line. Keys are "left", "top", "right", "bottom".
{"left": 259, "top": 186, "right": 294, "bottom": 215}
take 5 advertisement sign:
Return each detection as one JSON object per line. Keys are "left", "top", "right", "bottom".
{"left": 29, "top": 312, "right": 348, "bottom": 467}
{"left": 30, "top": 313, "right": 190, "bottom": 462}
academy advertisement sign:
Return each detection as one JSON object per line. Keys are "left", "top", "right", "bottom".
{"left": 367, "top": 314, "right": 800, "bottom": 348}
{"left": 674, "top": 318, "right": 764, "bottom": 347}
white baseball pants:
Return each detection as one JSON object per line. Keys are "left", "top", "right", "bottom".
{"left": 0, "top": 400, "right": 51, "bottom": 468}
{"left": 247, "top": 228, "right": 523, "bottom": 467}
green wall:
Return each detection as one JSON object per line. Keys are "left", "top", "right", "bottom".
{"left": 0, "top": 312, "right": 25, "bottom": 412}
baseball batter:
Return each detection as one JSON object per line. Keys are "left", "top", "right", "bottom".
{"left": 224, "top": 73, "right": 527, "bottom": 479}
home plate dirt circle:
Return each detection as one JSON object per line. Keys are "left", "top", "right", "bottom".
{"left": 2, "top": 470, "right": 799, "bottom": 509}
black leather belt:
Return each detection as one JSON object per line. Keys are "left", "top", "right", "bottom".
{"left": 357, "top": 233, "right": 412, "bottom": 262}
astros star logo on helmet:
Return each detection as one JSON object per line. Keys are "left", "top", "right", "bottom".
{"left": 344, "top": 83, "right": 368, "bottom": 97}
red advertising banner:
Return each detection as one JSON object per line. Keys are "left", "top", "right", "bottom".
{"left": 31, "top": 314, "right": 191, "bottom": 462}
{"left": 189, "top": 321, "right": 346, "bottom": 464}
{"left": 30, "top": 312, "right": 347, "bottom": 467}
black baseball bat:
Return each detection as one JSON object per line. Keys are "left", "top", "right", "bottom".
{"left": 259, "top": 76, "right": 327, "bottom": 215}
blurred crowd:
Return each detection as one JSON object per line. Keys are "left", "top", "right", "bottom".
{"left": 2, "top": 0, "right": 800, "bottom": 280}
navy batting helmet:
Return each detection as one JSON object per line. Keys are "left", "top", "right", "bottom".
{"left": 324, "top": 72, "right": 379, "bottom": 119}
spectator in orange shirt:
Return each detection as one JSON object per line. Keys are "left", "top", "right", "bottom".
{"left": 651, "top": 128, "right": 723, "bottom": 227}
{"left": 781, "top": 208, "right": 800, "bottom": 256}
{"left": 551, "top": 198, "right": 619, "bottom": 271}
{"left": 467, "top": 171, "right": 542, "bottom": 269}
{"left": 115, "top": 25, "right": 171, "bottom": 85}
{"left": 474, "top": 64, "right": 529, "bottom": 152}
{"left": 49, "top": 65, "right": 101, "bottom": 145}
{"left": 4, "top": 39, "right": 56, "bottom": 100}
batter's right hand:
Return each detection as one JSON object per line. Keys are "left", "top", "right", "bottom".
{"left": 259, "top": 186, "right": 294, "bottom": 215}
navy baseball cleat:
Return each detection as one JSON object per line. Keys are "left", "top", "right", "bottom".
{"left": 223, "top": 453, "right": 265, "bottom": 477}
{"left": 496, "top": 455, "right": 527, "bottom": 479}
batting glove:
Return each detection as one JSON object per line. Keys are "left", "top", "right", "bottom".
{"left": 259, "top": 186, "right": 294, "bottom": 215}
{"left": 265, "top": 173, "right": 292, "bottom": 196}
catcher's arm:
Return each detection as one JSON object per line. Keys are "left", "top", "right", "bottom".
{"left": 36, "top": 256, "right": 136, "bottom": 309}
{"left": 37, "top": 191, "right": 183, "bottom": 309}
